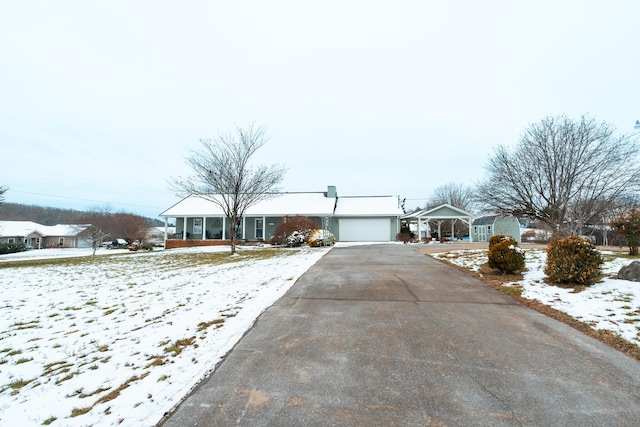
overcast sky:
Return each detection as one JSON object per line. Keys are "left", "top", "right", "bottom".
{"left": 2, "top": 1, "right": 639, "bottom": 218}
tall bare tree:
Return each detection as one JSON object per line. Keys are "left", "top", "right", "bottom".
{"left": 477, "top": 115, "right": 640, "bottom": 236}
{"left": 427, "top": 182, "right": 475, "bottom": 212}
{"left": 170, "top": 123, "right": 286, "bottom": 254}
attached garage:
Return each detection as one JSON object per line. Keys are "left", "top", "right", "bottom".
{"left": 338, "top": 218, "right": 391, "bottom": 242}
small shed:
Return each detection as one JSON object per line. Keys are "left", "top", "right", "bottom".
{"left": 471, "top": 215, "right": 521, "bottom": 243}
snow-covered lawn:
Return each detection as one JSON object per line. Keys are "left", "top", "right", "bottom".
{"left": 431, "top": 249, "right": 640, "bottom": 346}
{"left": 0, "top": 245, "right": 330, "bottom": 426}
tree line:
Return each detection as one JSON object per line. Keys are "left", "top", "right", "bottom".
{"left": 0, "top": 199, "right": 164, "bottom": 253}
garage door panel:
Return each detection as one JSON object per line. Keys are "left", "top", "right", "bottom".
{"left": 339, "top": 218, "right": 390, "bottom": 241}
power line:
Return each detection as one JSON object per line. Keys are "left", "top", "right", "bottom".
{"left": 8, "top": 190, "right": 163, "bottom": 210}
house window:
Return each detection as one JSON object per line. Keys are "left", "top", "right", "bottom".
{"left": 23, "top": 238, "right": 29, "bottom": 244}
{"left": 8, "top": 238, "right": 15, "bottom": 244}
{"left": 255, "top": 219, "right": 264, "bottom": 239}
{"left": 487, "top": 225, "right": 492, "bottom": 235}
{"left": 473, "top": 226, "right": 477, "bottom": 234}
{"left": 59, "top": 237, "right": 65, "bottom": 246}
{"left": 193, "top": 218, "right": 202, "bottom": 234}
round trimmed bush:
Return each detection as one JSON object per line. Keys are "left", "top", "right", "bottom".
{"left": 286, "top": 231, "right": 305, "bottom": 247}
{"left": 544, "top": 236, "right": 603, "bottom": 286}
{"left": 308, "top": 229, "right": 335, "bottom": 247}
{"left": 487, "top": 234, "right": 525, "bottom": 274}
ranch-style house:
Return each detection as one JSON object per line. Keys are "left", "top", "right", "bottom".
{"left": 159, "top": 186, "right": 404, "bottom": 247}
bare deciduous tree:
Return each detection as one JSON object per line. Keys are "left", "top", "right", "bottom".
{"left": 116, "top": 213, "right": 151, "bottom": 247}
{"left": 477, "top": 115, "right": 640, "bottom": 236}
{"left": 427, "top": 182, "right": 475, "bottom": 212}
{"left": 81, "top": 225, "right": 111, "bottom": 256}
{"left": 170, "top": 123, "right": 286, "bottom": 254}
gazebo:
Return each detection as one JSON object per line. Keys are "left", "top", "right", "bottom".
{"left": 401, "top": 204, "right": 473, "bottom": 242}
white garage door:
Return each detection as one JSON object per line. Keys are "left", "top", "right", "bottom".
{"left": 339, "top": 218, "right": 391, "bottom": 242}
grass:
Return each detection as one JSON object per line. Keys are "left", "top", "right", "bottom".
{"left": 7, "top": 378, "right": 33, "bottom": 390}
{"left": 197, "top": 319, "right": 225, "bottom": 332}
{"left": 164, "top": 336, "right": 197, "bottom": 357}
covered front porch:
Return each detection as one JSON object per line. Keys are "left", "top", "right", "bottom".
{"left": 163, "top": 215, "right": 326, "bottom": 247}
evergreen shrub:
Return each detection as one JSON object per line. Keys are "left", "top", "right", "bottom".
{"left": 487, "top": 234, "right": 525, "bottom": 274}
{"left": 0, "top": 242, "right": 29, "bottom": 255}
{"left": 544, "top": 236, "right": 603, "bottom": 286}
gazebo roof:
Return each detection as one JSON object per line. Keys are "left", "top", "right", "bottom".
{"left": 401, "top": 203, "right": 471, "bottom": 220}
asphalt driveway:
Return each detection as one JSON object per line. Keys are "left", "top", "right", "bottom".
{"left": 159, "top": 244, "right": 640, "bottom": 426}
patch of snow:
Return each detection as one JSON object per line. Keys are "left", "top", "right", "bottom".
{"left": 0, "top": 245, "right": 330, "bottom": 426}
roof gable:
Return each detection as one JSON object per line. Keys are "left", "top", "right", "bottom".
{"left": 402, "top": 204, "right": 471, "bottom": 219}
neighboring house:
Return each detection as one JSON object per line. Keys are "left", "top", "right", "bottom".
{"left": 471, "top": 215, "right": 521, "bottom": 243}
{"left": 0, "top": 221, "right": 90, "bottom": 249}
{"left": 159, "top": 186, "right": 404, "bottom": 246}
{"left": 401, "top": 204, "right": 472, "bottom": 241}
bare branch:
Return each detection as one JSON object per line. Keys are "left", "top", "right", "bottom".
{"left": 477, "top": 114, "right": 640, "bottom": 236}
{"left": 169, "top": 123, "right": 286, "bottom": 253}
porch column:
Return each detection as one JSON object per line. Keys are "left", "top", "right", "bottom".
{"left": 417, "top": 216, "right": 422, "bottom": 242}
{"left": 183, "top": 217, "right": 187, "bottom": 240}
{"left": 242, "top": 217, "right": 246, "bottom": 240}
{"left": 222, "top": 217, "right": 226, "bottom": 240}
{"left": 451, "top": 219, "right": 455, "bottom": 241}
{"left": 437, "top": 221, "right": 442, "bottom": 241}
{"left": 202, "top": 217, "right": 207, "bottom": 240}
{"left": 164, "top": 218, "right": 168, "bottom": 242}
{"left": 263, "top": 216, "right": 266, "bottom": 240}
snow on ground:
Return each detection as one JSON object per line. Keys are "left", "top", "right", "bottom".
{"left": 0, "top": 245, "right": 330, "bottom": 426}
{"left": 431, "top": 249, "right": 640, "bottom": 346}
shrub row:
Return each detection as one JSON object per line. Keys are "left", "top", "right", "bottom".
{"left": 0, "top": 242, "right": 30, "bottom": 255}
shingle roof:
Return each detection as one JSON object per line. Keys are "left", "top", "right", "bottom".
{"left": 471, "top": 215, "right": 499, "bottom": 226}
{"left": 160, "top": 193, "right": 337, "bottom": 217}
{"left": 0, "top": 221, "right": 87, "bottom": 237}
{"left": 333, "top": 196, "right": 403, "bottom": 216}
{"left": 160, "top": 193, "right": 403, "bottom": 217}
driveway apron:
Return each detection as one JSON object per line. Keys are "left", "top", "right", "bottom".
{"left": 159, "top": 244, "right": 640, "bottom": 426}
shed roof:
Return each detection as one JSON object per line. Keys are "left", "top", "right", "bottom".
{"left": 471, "top": 215, "right": 499, "bottom": 226}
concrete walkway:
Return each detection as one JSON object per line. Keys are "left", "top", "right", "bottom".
{"left": 159, "top": 244, "right": 640, "bottom": 426}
